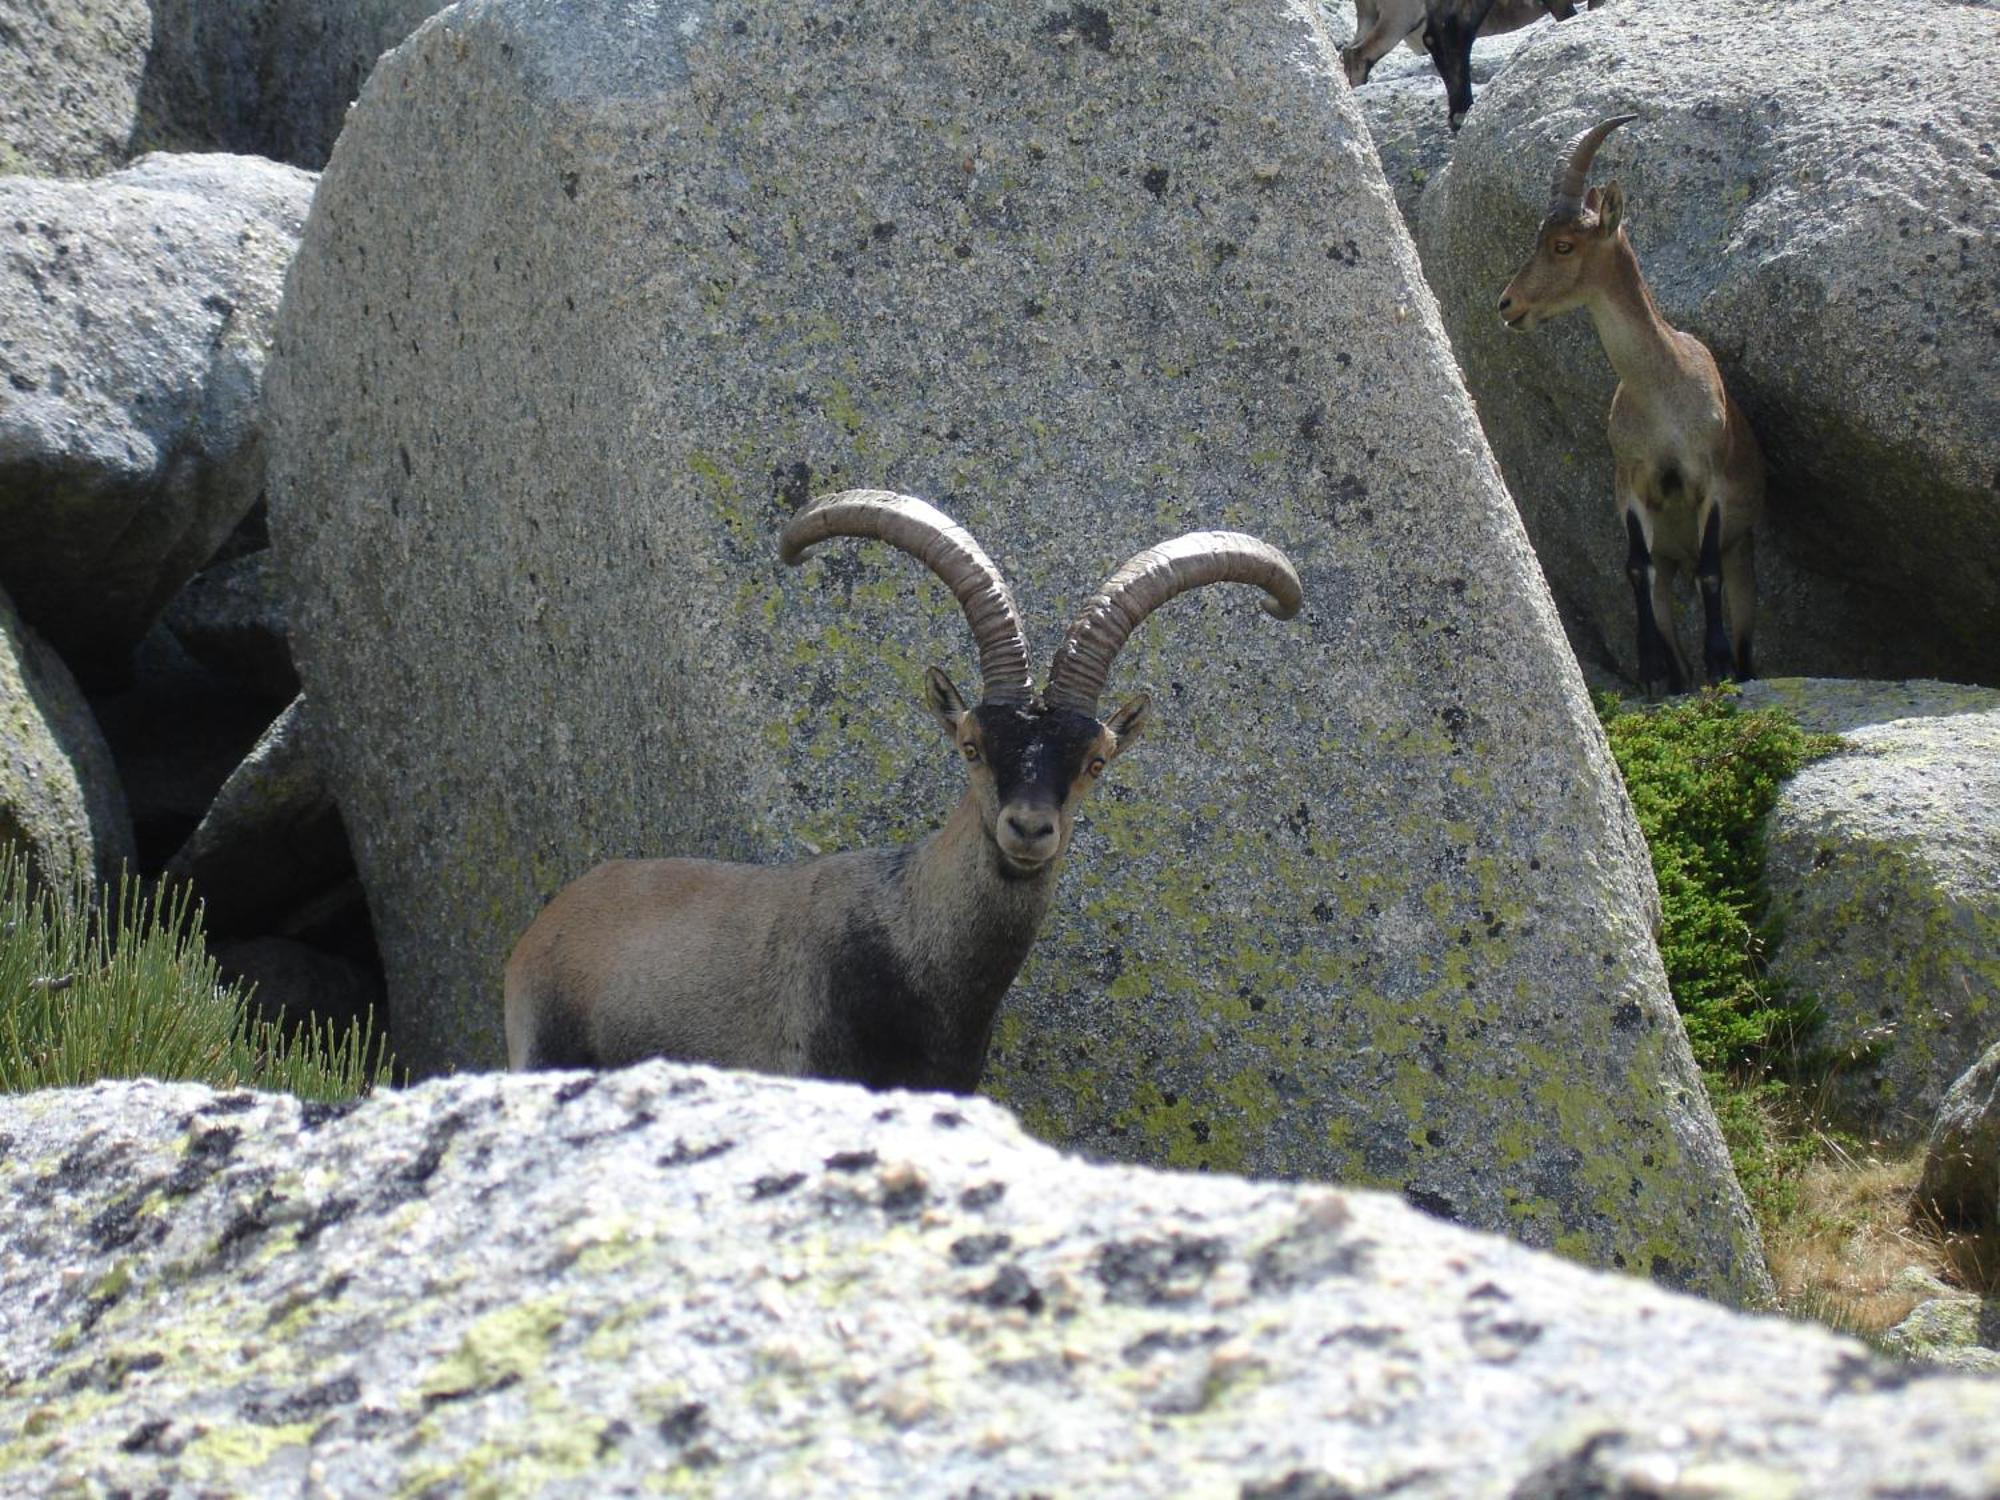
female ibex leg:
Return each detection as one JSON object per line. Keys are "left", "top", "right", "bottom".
{"left": 1723, "top": 530, "right": 1756, "bottom": 681}
{"left": 1696, "top": 501, "right": 1734, "bottom": 684}
{"left": 1626, "top": 507, "right": 1684, "bottom": 697}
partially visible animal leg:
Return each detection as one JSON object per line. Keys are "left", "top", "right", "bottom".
{"left": 1345, "top": 11, "right": 1414, "bottom": 83}
{"left": 1695, "top": 501, "right": 1735, "bottom": 684}
{"left": 1723, "top": 530, "right": 1756, "bottom": 681}
{"left": 1625, "top": 507, "right": 1684, "bottom": 697}
{"left": 1426, "top": 1, "right": 1494, "bottom": 130}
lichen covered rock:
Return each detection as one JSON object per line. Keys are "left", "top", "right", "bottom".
{"left": 1417, "top": 0, "right": 2000, "bottom": 687}
{"left": 1761, "top": 697, "right": 2000, "bottom": 1141}
{"left": 0, "top": 588, "right": 134, "bottom": 886}
{"left": 267, "top": 0, "right": 1764, "bottom": 1299}
{"left": 1882, "top": 1291, "right": 2000, "bottom": 1377}
{"left": 0, "top": 1067, "right": 1994, "bottom": 1496}
{"left": 1916, "top": 1041, "right": 2000, "bottom": 1232}
{"left": 0, "top": 154, "right": 317, "bottom": 681}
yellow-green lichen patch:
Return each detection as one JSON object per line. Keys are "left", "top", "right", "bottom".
{"left": 181, "top": 1421, "right": 317, "bottom": 1482}
{"left": 418, "top": 1297, "right": 570, "bottom": 1406}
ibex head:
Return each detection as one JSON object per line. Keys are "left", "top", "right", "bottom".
{"left": 780, "top": 491, "right": 1302, "bottom": 877}
{"left": 1498, "top": 114, "right": 1637, "bottom": 331}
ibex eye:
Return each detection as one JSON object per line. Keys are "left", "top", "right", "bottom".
{"left": 961, "top": 742, "right": 981, "bottom": 762}
{"left": 1553, "top": 241, "right": 1574, "bottom": 255}
{"left": 1087, "top": 756, "right": 1107, "bottom": 777}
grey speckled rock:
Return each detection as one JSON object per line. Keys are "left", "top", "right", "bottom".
{"left": 0, "top": 1068, "right": 1993, "bottom": 1498}
{"left": 0, "top": 154, "right": 317, "bottom": 682}
{"left": 1917, "top": 1042, "right": 2000, "bottom": 1231}
{"left": 163, "top": 697, "right": 350, "bottom": 938}
{"left": 1351, "top": 30, "right": 1536, "bottom": 228}
{"left": 267, "top": 0, "right": 1767, "bottom": 1300}
{"left": 1417, "top": 0, "right": 2000, "bottom": 688}
{"left": 1738, "top": 678, "right": 2000, "bottom": 738}
{"left": 0, "top": 588, "right": 134, "bottom": 885}
{"left": 163, "top": 549, "right": 300, "bottom": 704}
{"left": 0, "top": 0, "right": 151, "bottom": 178}
{"left": 135, "top": 0, "right": 452, "bottom": 170}
{"left": 1762, "top": 701, "right": 2000, "bottom": 1142}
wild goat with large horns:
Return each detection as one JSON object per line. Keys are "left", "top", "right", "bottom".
{"left": 504, "top": 490, "right": 1302, "bottom": 1091}
{"left": 1420, "top": 0, "right": 1604, "bottom": 131}
{"left": 1498, "top": 115, "right": 1762, "bottom": 694}
{"left": 1342, "top": 0, "right": 1551, "bottom": 92}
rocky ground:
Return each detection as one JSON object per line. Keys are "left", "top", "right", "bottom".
{"left": 1, "top": 0, "right": 1997, "bottom": 1482}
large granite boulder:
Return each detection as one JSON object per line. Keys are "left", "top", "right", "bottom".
{"left": 1416, "top": 0, "right": 2000, "bottom": 689}
{"left": 163, "top": 697, "right": 351, "bottom": 938}
{"left": 0, "top": 588, "right": 134, "bottom": 886}
{"left": 0, "top": 1069, "right": 1992, "bottom": 1494}
{"left": 0, "top": 154, "right": 316, "bottom": 683}
{"left": 1750, "top": 684, "right": 2000, "bottom": 1142}
{"left": 162, "top": 548, "right": 301, "bottom": 705}
{"left": 267, "top": 0, "right": 1766, "bottom": 1299}
{"left": 0, "top": 0, "right": 151, "bottom": 178}
{"left": 135, "top": 0, "right": 452, "bottom": 170}
{"left": 1916, "top": 1041, "right": 2000, "bottom": 1232}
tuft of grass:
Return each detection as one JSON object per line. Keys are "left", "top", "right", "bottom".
{"left": 0, "top": 845, "right": 391, "bottom": 1101}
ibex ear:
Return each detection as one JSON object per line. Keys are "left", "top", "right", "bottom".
{"left": 923, "top": 666, "right": 969, "bottom": 737}
{"left": 1596, "top": 180, "right": 1625, "bottom": 235}
{"left": 1103, "top": 693, "right": 1151, "bottom": 759}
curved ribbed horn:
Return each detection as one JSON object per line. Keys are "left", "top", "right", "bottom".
{"left": 779, "top": 489, "right": 1035, "bottom": 703}
{"left": 1548, "top": 113, "right": 1637, "bottom": 220}
{"left": 1043, "top": 532, "right": 1303, "bottom": 714}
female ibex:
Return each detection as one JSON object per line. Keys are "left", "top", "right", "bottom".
{"left": 504, "top": 490, "right": 1302, "bottom": 1091}
{"left": 1498, "top": 115, "right": 1762, "bottom": 694}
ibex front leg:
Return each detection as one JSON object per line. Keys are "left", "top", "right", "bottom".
{"left": 1695, "top": 500, "right": 1735, "bottom": 684}
{"left": 1624, "top": 504, "right": 1684, "bottom": 697}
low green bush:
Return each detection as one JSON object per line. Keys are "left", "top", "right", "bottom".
{"left": 0, "top": 846, "right": 390, "bottom": 1101}
{"left": 1595, "top": 689, "right": 1842, "bottom": 1226}
{"left": 1596, "top": 689, "right": 1840, "bottom": 1073}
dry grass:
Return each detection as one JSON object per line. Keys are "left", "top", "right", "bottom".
{"left": 1765, "top": 1133, "right": 2000, "bottom": 1343}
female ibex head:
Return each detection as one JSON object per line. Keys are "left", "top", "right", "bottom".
{"left": 1498, "top": 114, "right": 1638, "bottom": 331}
{"left": 780, "top": 490, "right": 1302, "bottom": 877}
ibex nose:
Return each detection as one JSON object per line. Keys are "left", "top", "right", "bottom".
{"left": 1005, "top": 813, "right": 1056, "bottom": 843}
{"left": 1497, "top": 293, "right": 1513, "bottom": 313}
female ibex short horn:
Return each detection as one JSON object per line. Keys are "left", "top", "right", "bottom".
{"left": 504, "top": 490, "right": 1303, "bottom": 1092}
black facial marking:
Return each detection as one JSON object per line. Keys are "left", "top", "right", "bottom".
{"left": 969, "top": 702, "right": 1103, "bottom": 808}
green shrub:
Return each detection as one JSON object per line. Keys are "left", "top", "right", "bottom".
{"left": 1595, "top": 689, "right": 1841, "bottom": 1073}
{"left": 1595, "top": 690, "right": 1844, "bottom": 1235}
{"left": 0, "top": 846, "right": 391, "bottom": 1101}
